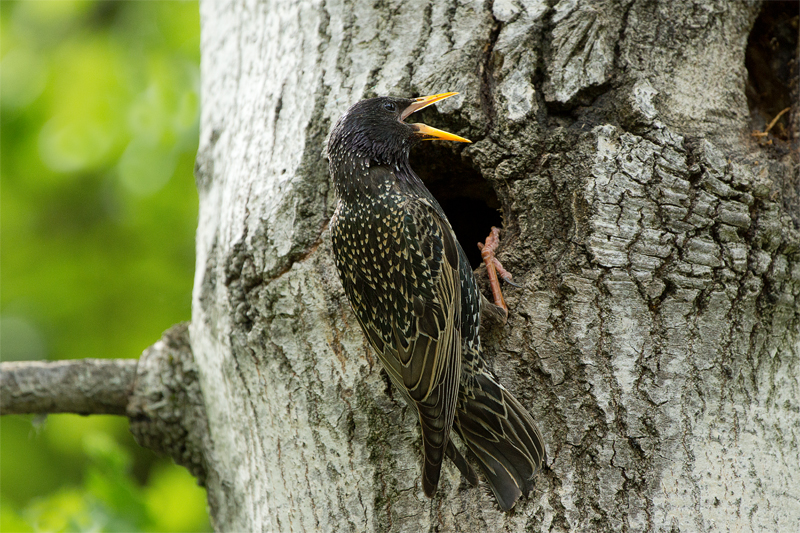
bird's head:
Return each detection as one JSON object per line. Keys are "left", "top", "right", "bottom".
{"left": 327, "top": 92, "right": 471, "bottom": 170}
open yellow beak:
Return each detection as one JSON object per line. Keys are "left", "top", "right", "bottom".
{"left": 400, "top": 92, "right": 472, "bottom": 143}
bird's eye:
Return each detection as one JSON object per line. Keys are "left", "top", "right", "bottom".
{"left": 383, "top": 101, "right": 396, "bottom": 112}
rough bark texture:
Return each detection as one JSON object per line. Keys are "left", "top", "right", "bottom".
{"left": 1, "top": 359, "right": 137, "bottom": 416}
{"left": 193, "top": 0, "right": 799, "bottom": 531}
{"left": 127, "top": 323, "right": 213, "bottom": 487}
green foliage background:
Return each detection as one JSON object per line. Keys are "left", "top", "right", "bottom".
{"left": 1, "top": 1, "right": 209, "bottom": 531}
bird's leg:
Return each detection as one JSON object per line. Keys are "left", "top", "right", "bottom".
{"left": 477, "top": 226, "right": 515, "bottom": 314}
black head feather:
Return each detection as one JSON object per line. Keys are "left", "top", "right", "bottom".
{"left": 327, "top": 93, "right": 469, "bottom": 202}
{"left": 327, "top": 96, "right": 418, "bottom": 170}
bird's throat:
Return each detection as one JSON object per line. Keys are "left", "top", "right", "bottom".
{"left": 332, "top": 152, "right": 427, "bottom": 205}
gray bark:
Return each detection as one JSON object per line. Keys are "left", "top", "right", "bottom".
{"left": 191, "top": 0, "right": 799, "bottom": 531}
{"left": 1, "top": 358, "right": 137, "bottom": 416}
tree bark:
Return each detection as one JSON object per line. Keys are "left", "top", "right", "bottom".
{"left": 1, "top": 359, "right": 137, "bottom": 416}
{"left": 3, "top": 1, "right": 796, "bottom": 531}
{"left": 184, "top": 0, "right": 800, "bottom": 531}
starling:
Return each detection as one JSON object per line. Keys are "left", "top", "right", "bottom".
{"left": 328, "top": 92, "right": 545, "bottom": 511}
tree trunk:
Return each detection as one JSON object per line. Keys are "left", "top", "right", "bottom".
{"left": 191, "top": 0, "right": 799, "bottom": 531}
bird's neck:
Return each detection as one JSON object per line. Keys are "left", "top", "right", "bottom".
{"left": 331, "top": 151, "right": 429, "bottom": 205}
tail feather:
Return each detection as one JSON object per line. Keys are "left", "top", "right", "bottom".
{"left": 446, "top": 438, "right": 479, "bottom": 486}
{"left": 425, "top": 436, "right": 479, "bottom": 496}
{"left": 455, "top": 372, "right": 546, "bottom": 511}
{"left": 417, "top": 384, "right": 449, "bottom": 497}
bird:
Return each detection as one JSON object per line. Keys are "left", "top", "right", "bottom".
{"left": 327, "top": 92, "right": 546, "bottom": 511}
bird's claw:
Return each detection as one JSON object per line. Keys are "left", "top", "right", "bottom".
{"left": 477, "top": 227, "right": 516, "bottom": 313}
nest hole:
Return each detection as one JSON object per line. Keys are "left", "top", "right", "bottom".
{"left": 410, "top": 143, "right": 503, "bottom": 269}
{"left": 745, "top": 1, "right": 798, "bottom": 141}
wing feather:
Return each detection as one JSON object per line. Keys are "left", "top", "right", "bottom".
{"left": 330, "top": 167, "right": 462, "bottom": 496}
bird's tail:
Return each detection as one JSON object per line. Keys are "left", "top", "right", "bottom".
{"left": 454, "top": 371, "right": 546, "bottom": 511}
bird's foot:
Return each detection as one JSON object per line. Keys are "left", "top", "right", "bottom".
{"left": 477, "top": 226, "right": 515, "bottom": 314}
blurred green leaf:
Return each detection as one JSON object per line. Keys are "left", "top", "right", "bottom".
{"left": 2, "top": 423, "right": 211, "bottom": 533}
{"left": 83, "top": 432, "right": 150, "bottom": 531}
{"left": 1, "top": 0, "right": 208, "bottom": 530}
{"left": 0, "top": 47, "right": 48, "bottom": 110}
{"left": 25, "top": 489, "right": 95, "bottom": 533}
{"left": 0, "top": 502, "right": 35, "bottom": 533}
{"left": 144, "top": 463, "right": 210, "bottom": 533}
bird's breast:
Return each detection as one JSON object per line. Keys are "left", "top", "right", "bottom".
{"left": 331, "top": 192, "right": 407, "bottom": 278}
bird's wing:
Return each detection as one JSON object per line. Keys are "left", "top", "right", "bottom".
{"left": 331, "top": 173, "right": 462, "bottom": 495}
{"left": 389, "top": 194, "right": 462, "bottom": 495}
